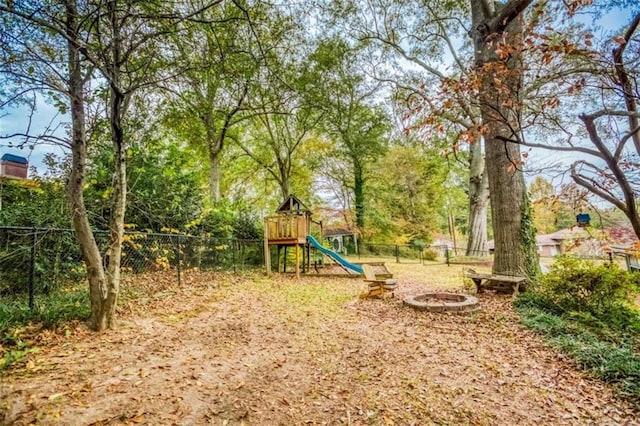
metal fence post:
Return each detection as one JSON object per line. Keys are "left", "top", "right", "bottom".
{"left": 175, "top": 235, "right": 181, "bottom": 286}
{"left": 232, "top": 239, "right": 237, "bottom": 273}
{"left": 395, "top": 245, "right": 399, "bottom": 263}
{"left": 29, "top": 228, "right": 36, "bottom": 309}
{"left": 445, "top": 248, "right": 450, "bottom": 267}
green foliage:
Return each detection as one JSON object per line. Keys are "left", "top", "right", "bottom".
{"left": 422, "top": 249, "right": 438, "bottom": 261}
{"left": 368, "top": 144, "right": 447, "bottom": 242}
{"left": 0, "top": 165, "right": 69, "bottom": 228}
{"left": 0, "top": 285, "right": 90, "bottom": 370}
{"left": 125, "top": 139, "right": 206, "bottom": 232}
{"left": 0, "top": 339, "right": 39, "bottom": 371}
{"left": 0, "top": 228, "right": 86, "bottom": 297}
{"left": 531, "top": 256, "right": 640, "bottom": 317}
{"left": 515, "top": 255, "right": 640, "bottom": 401}
{"left": 306, "top": 36, "right": 390, "bottom": 229}
{"left": 516, "top": 304, "right": 640, "bottom": 400}
{"left": 192, "top": 202, "right": 262, "bottom": 240}
{"left": 0, "top": 288, "right": 90, "bottom": 341}
{"left": 520, "top": 195, "right": 541, "bottom": 281}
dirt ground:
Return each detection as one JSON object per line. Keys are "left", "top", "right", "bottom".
{"left": 1, "top": 262, "right": 639, "bottom": 425}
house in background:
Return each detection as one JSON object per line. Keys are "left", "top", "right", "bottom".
{"left": 0, "top": 153, "right": 28, "bottom": 179}
{"left": 323, "top": 228, "right": 357, "bottom": 255}
{"left": 429, "top": 234, "right": 455, "bottom": 256}
{"left": 489, "top": 227, "right": 591, "bottom": 257}
{"left": 536, "top": 234, "right": 562, "bottom": 257}
{"left": 605, "top": 226, "right": 640, "bottom": 272}
{"left": 536, "top": 227, "right": 591, "bottom": 256}
{"left": 609, "top": 245, "right": 640, "bottom": 272}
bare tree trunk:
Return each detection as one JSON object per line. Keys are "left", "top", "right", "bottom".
{"left": 354, "top": 161, "right": 365, "bottom": 230}
{"left": 204, "top": 111, "right": 223, "bottom": 204}
{"left": 65, "top": 0, "right": 107, "bottom": 329}
{"left": 209, "top": 148, "right": 221, "bottom": 203}
{"left": 470, "top": 0, "right": 539, "bottom": 282}
{"left": 466, "top": 139, "right": 489, "bottom": 256}
{"left": 279, "top": 172, "right": 290, "bottom": 202}
{"left": 91, "top": 0, "right": 128, "bottom": 331}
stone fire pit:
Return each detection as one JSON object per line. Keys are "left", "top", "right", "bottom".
{"left": 403, "top": 292, "right": 479, "bottom": 314}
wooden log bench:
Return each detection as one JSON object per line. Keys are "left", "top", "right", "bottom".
{"left": 360, "top": 264, "right": 398, "bottom": 299}
{"left": 463, "top": 269, "right": 526, "bottom": 294}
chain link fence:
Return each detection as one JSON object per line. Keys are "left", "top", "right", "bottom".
{"left": 0, "top": 227, "right": 473, "bottom": 308}
{"left": 0, "top": 226, "right": 263, "bottom": 308}
{"left": 355, "top": 243, "right": 495, "bottom": 264}
{"left": 356, "top": 243, "right": 441, "bottom": 264}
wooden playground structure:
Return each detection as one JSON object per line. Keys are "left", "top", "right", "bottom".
{"left": 263, "top": 195, "right": 319, "bottom": 278}
{"left": 263, "top": 196, "right": 395, "bottom": 294}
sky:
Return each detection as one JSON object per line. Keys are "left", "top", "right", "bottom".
{"left": 0, "top": 96, "right": 69, "bottom": 175}
{"left": 0, "top": 3, "right": 637, "bottom": 180}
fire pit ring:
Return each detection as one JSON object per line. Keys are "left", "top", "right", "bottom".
{"left": 403, "top": 292, "right": 479, "bottom": 314}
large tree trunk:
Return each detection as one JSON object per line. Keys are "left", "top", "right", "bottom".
{"left": 279, "top": 171, "right": 290, "bottom": 202}
{"left": 353, "top": 160, "right": 365, "bottom": 230}
{"left": 209, "top": 147, "right": 221, "bottom": 203}
{"left": 470, "top": 0, "right": 539, "bottom": 282}
{"left": 65, "top": 0, "right": 107, "bottom": 329}
{"left": 204, "top": 111, "right": 223, "bottom": 204}
{"left": 466, "top": 139, "right": 489, "bottom": 256}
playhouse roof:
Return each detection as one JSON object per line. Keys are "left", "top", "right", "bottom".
{"left": 1, "top": 153, "right": 28, "bottom": 164}
{"left": 324, "top": 227, "right": 354, "bottom": 237}
{"left": 276, "top": 195, "right": 309, "bottom": 214}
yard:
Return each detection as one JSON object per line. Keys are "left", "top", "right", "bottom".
{"left": 1, "top": 262, "right": 638, "bottom": 425}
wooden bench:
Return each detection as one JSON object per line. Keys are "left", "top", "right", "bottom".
{"left": 360, "top": 264, "right": 398, "bottom": 299}
{"left": 463, "top": 269, "right": 526, "bottom": 294}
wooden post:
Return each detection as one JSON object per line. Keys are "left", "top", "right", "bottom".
{"left": 284, "top": 246, "right": 288, "bottom": 273}
{"left": 295, "top": 244, "right": 300, "bottom": 279}
{"left": 264, "top": 219, "right": 271, "bottom": 276}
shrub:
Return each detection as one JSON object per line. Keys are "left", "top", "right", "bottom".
{"left": 422, "top": 249, "right": 438, "bottom": 261}
{"left": 534, "top": 255, "right": 640, "bottom": 317}
{"left": 515, "top": 255, "right": 640, "bottom": 402}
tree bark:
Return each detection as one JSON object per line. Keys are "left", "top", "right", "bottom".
{"left": 470, "top": 0, "right": 539, "bottom": 281}
{"left": 612, "top": 12, "right": 640, "bottom": 155}
{"left": 354, "top": 160, "right": 365, "bottom": 230}
{"left": 65, "top": 0, "right": 107, "bottom": 329}
{"left": 279, "top": 168, "right": 290, "bottom": 202}
{"left": 204, "top": 110, "right": 224, "bottom": 204}
{"left": 466, "top": 139, "right": 489, "bottom": 256}
{"left": 209, "top": 146, "right": 221, "bottom": 203}
{"left": 91, "top": 0, "right": 128, "bottom": 331}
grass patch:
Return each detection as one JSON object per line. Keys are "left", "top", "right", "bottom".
{"left": 250, "top": 277, "right": 356, "bottom": 319}
{"left": 515, "top": 257, "right": 640, "bottom": 403}
{"left": 515, "top": 298, "right": 640, "bottom": 403}
{"left": 0, "top": 285, "right": 90, "bottom": 370}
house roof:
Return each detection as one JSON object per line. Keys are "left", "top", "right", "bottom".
{"left": 324, "top": 228, "right": 354, "bottom": 237}
{"left": 1, "top": 153, "right": 28, "bottom": 164}
{"left": 431, "top": 238, "right": 454, "bottom": 247}
{"left": 488, "top": 228, "right": 588, "bottom": 249}
{"left": 543, "top": 227, "right": 589, "bottom": 241}
{"left": 536, "top": 235, "right": 560, "bottom": 246}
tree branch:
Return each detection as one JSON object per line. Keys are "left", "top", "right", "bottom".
{"left": 489, "top": 0, "right": 534, "bottom": 34}
{"left": 495, "top": 135, "right": 603, "bottom": 157}
{"left": 612, "top": 12, "right": 640, "bottom": 155}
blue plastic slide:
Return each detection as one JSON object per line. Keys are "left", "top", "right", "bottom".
{"left": 306, "top": 235, "right": 363, "bottom": 274}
